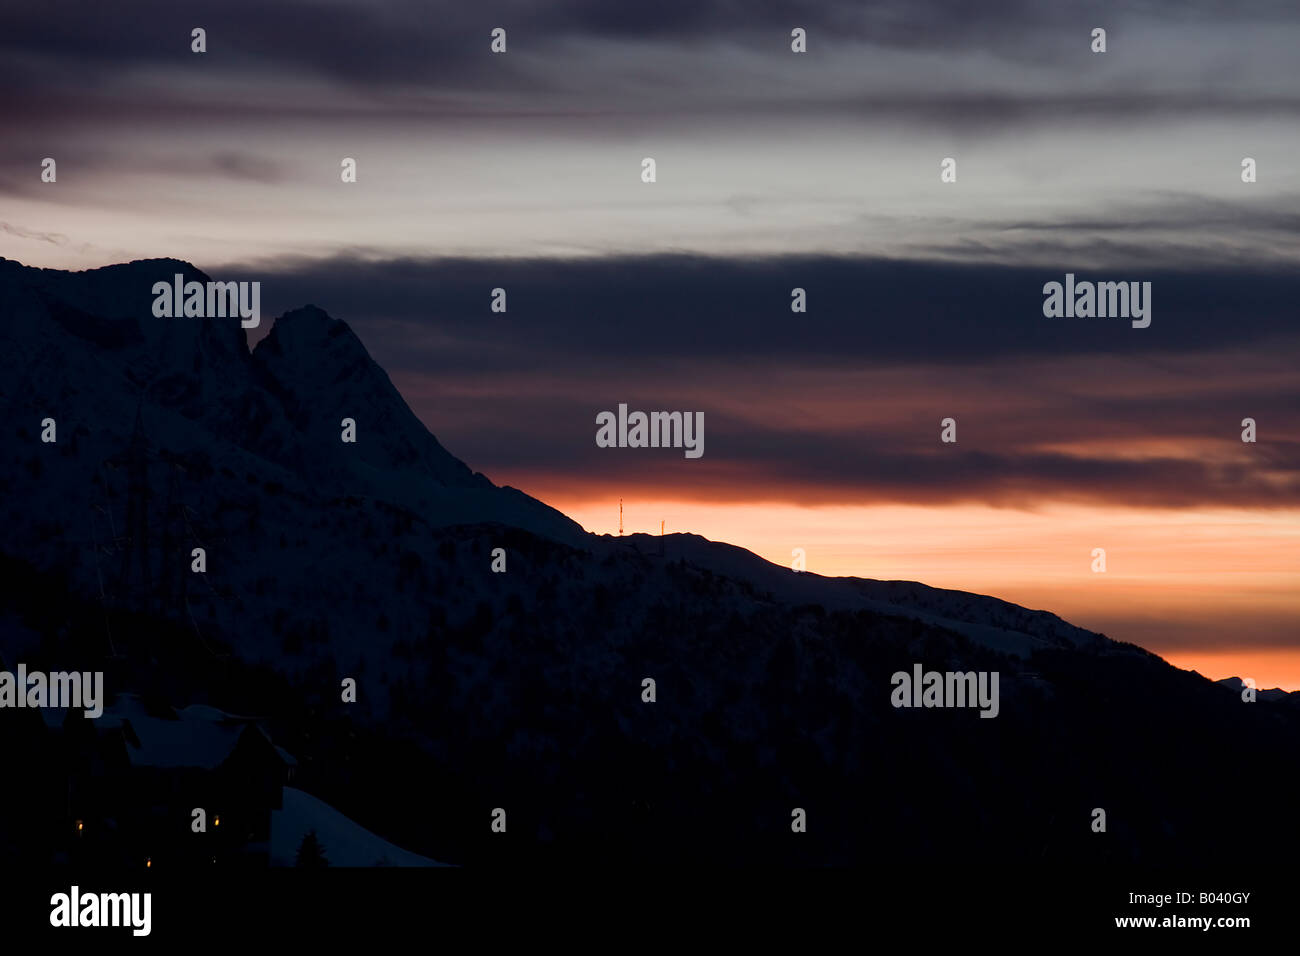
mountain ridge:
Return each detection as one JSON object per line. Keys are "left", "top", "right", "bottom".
{"left": 0, "top": 253, "right": 1131, "bottom": 654}
{"left": 3, "top": 255, "right": 1296, "bottom": 867}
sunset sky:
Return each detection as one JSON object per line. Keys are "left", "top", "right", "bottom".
{"left": 3, "top": 0, "right": 1298, "bottom": 687}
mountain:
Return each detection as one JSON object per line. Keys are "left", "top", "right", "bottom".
{"left": 0, "top": 257, "right": 584, "bottom": 561}
{"left": 1216, "top": 676, "right": 1295, "bottom": 703}
{"left": 254, "top": 304, "right": 584, "bottom": 544}
{"left": 1, "top": 256, "right": 1297, "bottom": 867}
{"left": 607, "top": 531, "right": 1109, "bottom": 657}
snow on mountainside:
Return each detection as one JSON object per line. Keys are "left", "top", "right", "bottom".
{"left": 270, "top": 788, "right": 447, "bottom": 867}
{"left": 0, "top": 256, "right": 585, "bottom": 555}
{"left": 1215, "top": 676, "right": 1294, "bottom": 702}
{"left": 5, "top": 256, "right": 1297, "bottom": 866}
{"left": 252, "top": 303, "right": 585, "bottom": 543}
{"left": 605, "top": 532, "right": 1109, "bottom": 657}
{"left": 254, "top": 305, "right": 489, "bottom": 490}
{"left": 1, "top": 254, "right": 1114, "bottom": 659}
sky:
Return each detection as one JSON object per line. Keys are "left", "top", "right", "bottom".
{"left": 3, "top": 0, "right": 1298, "bottom": 687}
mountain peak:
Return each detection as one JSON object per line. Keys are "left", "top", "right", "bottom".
{"left": 250, "top": 302, "right": 584, "bottom": 541}
{"left": 84, "top": 256, "right": 209, "bottom": 279}
{"left": 3, "top": 256, "right": 211, "bottom": 321}
{"left": 253, "top": 302, "right": 484, "bottom": 483}
{"left": 255, "top": 304, "right": 358, "bottom": 363}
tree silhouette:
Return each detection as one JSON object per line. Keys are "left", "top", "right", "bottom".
{"left": 295, "top": 828, "right": 329, "bottom": 868}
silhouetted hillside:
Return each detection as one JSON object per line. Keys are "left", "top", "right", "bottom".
{"left": 2, "top": 257, "right": 1296, "bottom": 867}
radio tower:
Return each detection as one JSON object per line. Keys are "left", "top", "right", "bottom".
{"left": 619, "top": 498, "right": 623, "bottom": 536}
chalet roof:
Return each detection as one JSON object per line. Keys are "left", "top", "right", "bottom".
{"left": 179, "top": 703, "right": 262, "bottom": 722}
{"left": 123, "top": 715, "right": 248, "bottom": 769}
{"left": 97, "top": 693, "right": 280, "bottom": 770}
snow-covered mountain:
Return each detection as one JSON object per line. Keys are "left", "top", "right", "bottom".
{"left": 0, "top": 257, "right": 584, "bottom": 555}
{"left": 271, "top": 788, "right": 448, "bottom": 867}
{"left": 0, "top": 254, "right": 1108, "bottom": 667}
{"left": 2, "top": 256, "right": 1296, "bottom": 867}
{"left": 604, "top": 531, "right": 1109, "bottom": 656}
{"left": 1215, "top": 676, "right": 1295, "bottom": 703}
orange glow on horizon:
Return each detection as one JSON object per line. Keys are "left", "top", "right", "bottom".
{"left": 540, "top": 494, "right": 1300, "bottom": 690}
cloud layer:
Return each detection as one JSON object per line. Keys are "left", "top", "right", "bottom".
{"left": 5, "top": 1, "right": 1300, "bottom": 268}
{"left": 221, "top": 254, "right": 1300, "bottom": 511}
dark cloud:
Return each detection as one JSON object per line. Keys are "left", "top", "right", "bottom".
{"left": 207, "top": 152, "right": 285, "bottom": 184}
{"left": 4, "top": 0, "right": 1299, "bottom": 126}
{"left": 0, "top": 222, "right": 69, "bottom": 245}
{"left": 214, "top": 253, "right": 1300, "bottom": 509}
{"left": 485, "top": 443, "right": 1300, "bottom": 511}
{"left": 232, "top": 253, "right": 1300, "bottom": 368}
{"left": 6, "top": 0, "right": 1296, "bottom": 71}
{"left": 407, "top": 382, "right": 1300, "bottom": 510}
{"left": 0, "top": 147, "right": 287, "bottom": 203}
{"left": 1082, "top": 612, "right": 1300, "bottom": 652}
